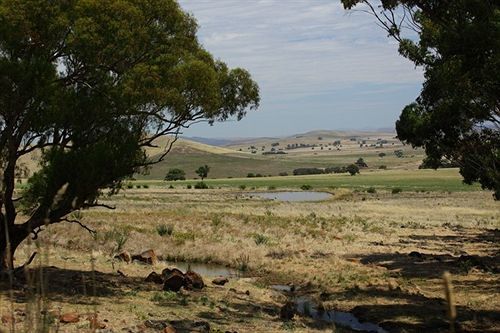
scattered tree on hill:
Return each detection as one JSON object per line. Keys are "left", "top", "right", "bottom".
{"left": 346, "top": 164, "right": 360, "bottom": 176}
{"left": 394, "top": 150, "right": 404, "bottom": 158}
{"left": 0, "top": 0, "right": 259, "bottom": 271}
{"left": 165, "top": 168, "right": 186, "bottom": 181}
{"left": 195, "top": 165, "right": 210, "bottom": 181}
{"left": 342, "top": 0, "right": 499, "bottom": 199}
{"left": 355, "top": 157, "right": 368, "bottom": 168}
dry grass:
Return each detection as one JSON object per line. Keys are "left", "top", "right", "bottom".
{"left": 1, "top": 188, "right": 499, "bottom": 332}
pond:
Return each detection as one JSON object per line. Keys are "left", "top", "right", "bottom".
{"left": 163, "top": 261, "right": 241, "bottom": 278}
{"left": 249, "top": 191, "right": 332, "bottom": 202}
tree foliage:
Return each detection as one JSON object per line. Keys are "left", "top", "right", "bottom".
{"left": 165, "top": 168, "right": 186, "bottom": 181}
{"left": 346, "top": 164, "right": 360, "bottom": 176}
{"left": 195, "top": 165, "right": 210, "bottom": 181}
{"left": 342, "top": 0, "right": 500, "bottom": 199}
{"left": 0, "top": 0, "right": 259, "bottom": 269}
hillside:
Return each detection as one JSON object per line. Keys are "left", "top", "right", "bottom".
{"left": 139, "top": 132, "right": 424, "bottom": 180}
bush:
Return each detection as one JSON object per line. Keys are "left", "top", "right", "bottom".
{"left": 394, "top": 149, "right": 404, "bottom": 158}
{"left": 126, "top": 184, "right": 133, "bottom": 189}
{"left": 366, "top": 187, "right": 377, "bottom": 193}
{"left": 379, "top": 165, "right": 387, "bottom": 169}
{"left": 194, "top": 182, "right": 208, "bottom": 189}
{"left": 186, "top": 184, "right": 192, "bottom": 189}
{"left": 168, "top": 185, "right": 174, "bottom": 189}
{"left": 293, "top": 168, "right": 324, "bottom": 176}
{"left": 254, "top": 233, "right": 269, "bottom": 245}
{"left": 143, "top": 184, "right": 149, "bottom": 189}
{"left": 355, "top": 157, "right": 368, "bottom": 168}
{"left": 392, "top": 187, "right": 403, "bottom": 194}
{"left": 255, "top": 173, "right": 263, "bottom": 177}
{"left": 268, "top": 185, "right": 276, "bottom": 190}
{"left": 164, "top": 168, "right": 186, "bottom": 181}
{"left": 300, "top": 184, "right": 312, "bottom": 190}
{"left": 239, "top": 184, "right": 246, "bottom": 190}
{"left": 278, "top": 172, "right": 288, "bottom": 176}
{"left": 325, "top": 166, "right": 347, "bottom": 174}
{"left": 346, "top": 164, "right": 360, "bottom": 176}
{"left": 156, "top": 224, "right": 174, "bottom": 237}
{"left": 247, "top": 173, "right": 255, "bottom": 178}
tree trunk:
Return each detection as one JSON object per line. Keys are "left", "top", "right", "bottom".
{"left": 0, "top": 224, "right": 29, "bottom": 272}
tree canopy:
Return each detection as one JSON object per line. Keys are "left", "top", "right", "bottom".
{"left": 195, "top": 165, "right": 210, "bottom": 181}
{"left": 0, "top": 0, "right": 259, "bottom": 270}
{"left": 165, "top": 168, "right": 186, "bottom": 181}
{"left": 342, "top": 0, "right": 499, "bottom": 199}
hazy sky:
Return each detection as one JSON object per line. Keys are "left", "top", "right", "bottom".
{"left": 178, "top": 0, "right": 423, "bottom": 138}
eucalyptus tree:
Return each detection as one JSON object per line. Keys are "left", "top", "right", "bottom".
{"left": 342, "top": 0, "right": 499, "bottom": 199}
{"left": 0, "top": 0, "right": 259, "bottom": 270}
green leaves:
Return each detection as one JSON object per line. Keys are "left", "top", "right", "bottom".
{"left": 344, "top": 0, "right": 500, "bottom": 199}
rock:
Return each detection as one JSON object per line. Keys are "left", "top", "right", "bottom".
{"left": 161, "top": 267, "right": 184, "bottom": 280}
{"left": 145, "top": 271, "right": 164, "bottom": 284}
{"left": 115, "top": 251, "right": 132, "bottom": 263}
{"left": 170, "top": 320, "right": 210, "bottom": 333}
{"left": 212, "top": 277, "right": 229, "bottom": 286}
{"left": 185, "top": 270, "right": 204, "bottom": 290}
{"left": 408, "top": 251, "right": 423, "bottom": 259}
{"left": 163, "top": 326, "right": 177, "bottom": 333}
{"left": 279, "top": 302, "right": 295, "bottom": 320}
{"left": 163, "top": 270, "right": 186, "bottom": 292}
{"left": 1, "top": 314, "right": 15, "bottom": 324}
{"left": 60, "top": 312, "right": 80, "bottom": 323}
{"left": 144, "top": 319, "right": 168, "bottom": 330}
{"left": 133, "top": 249, "right": 158, "bottom": 265}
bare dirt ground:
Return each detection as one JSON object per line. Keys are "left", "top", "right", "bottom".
{"left": 1, "top": 188, "right": 498, "bottom": 332}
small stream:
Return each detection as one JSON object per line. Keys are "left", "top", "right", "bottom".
{"left": 271, "top": 285, "right": 387, "bottom": 333}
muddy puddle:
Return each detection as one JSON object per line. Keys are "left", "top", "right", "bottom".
{"left": 271, "top": 285, "right": 387, "bottom": 333}
{"left": 250, "top": 191, "right": 332, "bottom": 202}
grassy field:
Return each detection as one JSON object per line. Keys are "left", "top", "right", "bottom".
{"left": 140, "top": 168, "right": 482, "bottom": 193}
{"left": 1, "top": 182, "right": 498, "bottom": 332}
{"left": 3, "top": 133, "right": 498, "bottom": 333}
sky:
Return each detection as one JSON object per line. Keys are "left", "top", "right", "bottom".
{"left": 177, "top": 0, "right": 424, "bottom": 138}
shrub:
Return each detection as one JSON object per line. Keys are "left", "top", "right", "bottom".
{"left": 194, "top": 182, "right": 208, "bottom": 189}
{"left": 366, "top": 187, "right": 377, "bottom": 193}
{"left": 156, "top": 224, "right": 174, "bottom": 237}
{"left": 168, "top": 185, "right": 174, "bottom": 189}
{"left": 355, "top": 157, "right": 368, "bottom": 168}
{"left": 293, "top": 168, "right": 324, "bottom": 176}
{"left": 126, "top": 184, "right": 133, "bottom": 189}
{"left": 379, "top": 165, "right": 387, "bottom": 169}
{"left": 247, "top": 173, "right": 255, "bottom": 178}
{"left": 143, "top": 184, "right": 149, "bottom": 189}
{"left": 346, "top": 164, "right": 360, "bottom": 176}
{"left": 254, "top": 233, "right": 269, "bottom": 245}
{"left": 392, "top": 187, "right": 403, "bottom": 194}
{"left": 164, "top": 168, "right": 186, "bottom": 181}
{"left": 255, "top": 173, "right": 263, "bottom": 177}
{"left": 186, "top": 184, "right": 192, "bottom": 189}
{"left": 239, "top": 184, "right": 246, "bottom": 190}
{"left": 235, "top": 254, "right": 250, "bottom": 272}
{"left": 300, "top": 184, "right": 312, "bottom": 190}
{"left": 278, "top": 172, "right": 288, "bottom": 176}
{"left": 268, "top": 185, "right": 276, "bottom": 190}
{"left": 394, "top": 149, "right": 404, "bottom": 158}
{"left": 325, "top": 166, "right": 347, "bottom": 174}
